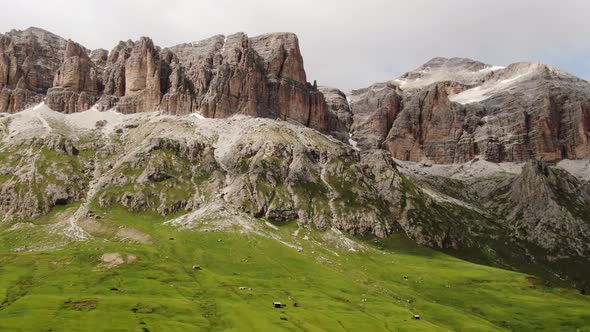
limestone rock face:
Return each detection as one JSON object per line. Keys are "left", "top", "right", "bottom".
{"left": 165, "top": 32, "right": 329, "bottom": 133}
{"left": 349, "top": 82, "right": 402, "bottom": 150}
{"left": 318, "top": 87, "right": 352, "bottom": 142}
{"left": 94, "top": 37, "right": 163, "bottom": 114}
{"left": 350, "top": 57, "right": 590, "bottom": 163}
{"left": 0, "top": 27, "right": 332, "bottom": 134}
{"left": 383, "top": 81, "right": 472, "bottom": 163}
{"left": 0, "top": 27, "right": 67, "bottom": 113}
{"left": 53, "top": 40, "right": 98, "bottom": 93}
{"left": 90, "top": 48, "right": 108, "bottom": 68}
{"left": 47, "top": 40, "right": 99, "bottom": 113}
{"left": 119, "top": 37, "right": 162, "bottom": 113}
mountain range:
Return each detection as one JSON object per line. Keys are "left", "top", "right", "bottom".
{"left": 0, "top": 27, "right": 589, "bottom": 331}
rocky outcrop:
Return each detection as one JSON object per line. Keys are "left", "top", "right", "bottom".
{"left": 318, "top": 87, "right": 353, "bottom": 142}
{"left": 350, "top": 57, "right": 590, "bottom": 163}
{"left": 0, "top": 27, "right": 67, "bottom": 113}
{"left": 46, "top": 40, "right": 99, "bottom": 113}
{"left": 383, "top": 81, "right": 473, "bottom": 163}
{"left": 349, "top": 81, "right": 402, "bottom": 150}
{"left": 106, "top": 37, "right": 162, "bottom": 114}
{"left": 2, "top": 28, "right": 588, "bottom": 161}
{"left": 52, "top": 41, "right": 98, "bottom": 94}
{"left": 0, "top": 27, "right": 334, "bottom": 135}
{"left": 164, "top": 32, "right": 329, "bottom": 132}
{"left": 90, "top": 48, "right": 108, "bottom": 68}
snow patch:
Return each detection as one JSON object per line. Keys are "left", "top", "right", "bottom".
{"left": 478, "top": 65, "right": 505, "bottom": 72}
{"left": 393, "top": 78, "right": 407, "bottom": 87}
{"left": 348, "top": 137, "right": 360, "bottom": 151}
{"left": 221, "top": 36, "right": 227, "bottom": 52}
{"left": 449, "top": 72, "right": 526, "bottom": 105}
{"left": 190, "top": 112, "right": 205, "bottom": 119}
{"left": 66, "top": 107, "right": 126, "bottom": 134}
{"left": 448, "top": 86, "right": 489, "bottom": 104}
{"left": 500, "top": 74, "right": 524, "bottom": 84}
{"left": 556, "top": 159, "right": 590, "bottom": 182}
{"left": 33, "top": 102, "right": 47, "bottom": 110}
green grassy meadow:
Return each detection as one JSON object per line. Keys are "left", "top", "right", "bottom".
{"left": 0, "top": 205, "right": 589, "bottom": 331}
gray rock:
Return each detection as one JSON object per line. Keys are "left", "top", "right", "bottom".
{"left": 351, "top": 57, "right": 590, "bottom": 163}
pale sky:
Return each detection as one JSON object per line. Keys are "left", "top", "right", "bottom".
{"left": 1, "top": 0, "right": 589, "bottom": 91}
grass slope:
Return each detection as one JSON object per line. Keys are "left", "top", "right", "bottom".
{"left": 0, "top": 206, "right": 589, "bottom": 331}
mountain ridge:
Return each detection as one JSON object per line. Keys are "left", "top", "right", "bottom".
{"left": 1, "top": 26, "right": 589, "bottom": 290}
{"left": 0, "top": 27, "right": 340, "bottom": 138}
{"left": 349, "top": 57, "right": 590, "bottom": 163}
{"left": 2, "top": 27, "right": 589, "bottom": 164}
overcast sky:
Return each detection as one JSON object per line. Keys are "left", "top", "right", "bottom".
{"left": 1, "top": 0, "right": 589, "bottom": 91}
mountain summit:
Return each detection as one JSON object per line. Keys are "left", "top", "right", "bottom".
{"left": 349, "top": 57, "right": 590, "bottom": 163}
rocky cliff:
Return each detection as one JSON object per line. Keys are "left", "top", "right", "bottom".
{"left": 5, "top": 29, "right": 588, "bottom": 163}
{"left": 0, "top": 28, "right": 335, "bottom": 135}
{"left": 0, "top": 27, "right": 67, "bottom": 113}
{"left": 350, "top": 57, "right": 590, "bottom": 163}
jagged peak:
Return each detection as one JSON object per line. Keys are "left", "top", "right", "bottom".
{"left": 112, "top": 36, "right": 156, "bottom": 49}
{"left": 250, "top": 31, "right": 299, "bottom": 40}
{"left": 23, "top": 26, "right": 54, "bottom": 33}
{"left": 501, "top": 61, "right": 582, "bottom": 81}
{"left": 448, "top": 61, "right": 588, "bottom": 105}
{"left": 249, "top": 32, "right": 301, "bottom": 51}
{"left": 391, "top": 57, "right": 500, "bottom": 91}
{"left": 399, "top": 57, "right": 584, "bottom": 91}
{"left": 170, "top": 32, "right": 299, "bottom": 51}
{"left": 7, "top": 26, "right": 66, "bottom": 41}
{"left": 419, "top": 56, "right": 489, "bottom": 71}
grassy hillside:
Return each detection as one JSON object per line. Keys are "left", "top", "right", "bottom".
{"left": 0, "top": 205, "right": 589, "bottom": 331}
